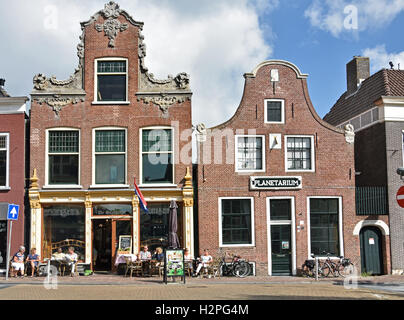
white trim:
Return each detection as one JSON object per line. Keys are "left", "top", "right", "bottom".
{"left": 284, "top": 135, "right": 315, "bottom": 173}
{"left": 92, "top": 127, "right": 128, "bottom": 186}
{"left": 235, "top": 135, "right": 266, "bottom": 173}
{"left": 218, "top": 197, "right": 255, "bottom": 247}
{"left": 139, "top": 126, "right": 175, "bottom": 186}
{"left": 264, "top": 99, "right": 285, "bottom": 124}
{"left": 42, "top": 185, "right": 83, "bottom": 189}
{"left": 93, "top": 57, "right": 129, "bottom": 104}
{"left": 266, "top": 197, "right": 296, "bottom": 276}
{"left": 306, "top": 196, "right": 344, "bottom": 259}
{"left": 0, "top": 133, "right": 9, "bottom": 188}
{"left": 45, "top": 128, "right": 81, "bottom": 187}
{"left": 245, "top": 60, "right": 308, "bottom": 79}
{"left": 353, "top": 220, "right": 390, "bottom": 236}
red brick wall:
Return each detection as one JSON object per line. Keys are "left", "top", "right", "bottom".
{"left": 30, "top": 14, "right": 192, "bottom": 189}
{"left": 197, "top": 62, "right": 361, "bottom": 275}
{"left": 0, "top": 113, "right": 26, "bottom": 254}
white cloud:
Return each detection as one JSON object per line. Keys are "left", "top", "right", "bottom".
{"left": 0, "top": 0, "right": 274, "bottom": 127}
{"left": 363, "top": 45, "right": 404, "bottom": 72}
{"left": 305, "top": 0, "right": 404, "bottom": 37}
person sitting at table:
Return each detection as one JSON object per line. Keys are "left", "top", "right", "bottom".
{"left": 184, "top": 248, "right": 193, "bottom": 261}
{"left": 11, "top": 246, "right": 26, "bottom": 278}
{"left": 52, "top": 247, "right": 66, "bottom": 261}
{"left": 139, "top": 245, "right": 151, "bottom": 260}
{"left": 65, "top": 247, "right": 78, "bottom": 277}
{"left": 26, "top": 248, "right": 40, "bottom": 277}
{"left": 152, "top": 247, "right": 164, "bottom": 262}
{"left": 193, "top": 249, "right": 212, "bottom": 277}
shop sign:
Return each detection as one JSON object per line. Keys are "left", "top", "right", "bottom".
{"left": 250, "top": 176, "right": 302, "bottom": 190}
{"left": 163, "top": 249, "right": 185, "bottom": 284}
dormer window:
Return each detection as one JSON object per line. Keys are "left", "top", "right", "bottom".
{"left": 94, "top": 58, "right": 128, "bottom": 103}
{"left": 265, "top": 99, "right": 285, "bottom": 124}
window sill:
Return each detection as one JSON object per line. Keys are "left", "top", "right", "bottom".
{"left": 138, "top": 184, "right": 178, "bottom": 188}
{"left": 89, "top": 184, "right": 130, "bottom": 189}
{"left": 42, "top": 185, "right": 83, "bottom": 189}
{"left": 91, "top": 101, "right": 130, "bottom": 105}
{"left": 219, "top": 244, "right": 255, "bottom": 248}
{"left": 0, "top": 186, "right": 10, "bottom": 191}
{"left": 285, "top": 170, "right": 315, "bottom": 173}
{"left": 264, "top": 121, "right": 285, "bottom": 124}
{"left": 235, "top": 169, "right": 266, "bottom": 173}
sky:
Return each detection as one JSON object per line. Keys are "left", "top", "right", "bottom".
{"left": 0, "top": 0, "right": 404, "bottom": 127}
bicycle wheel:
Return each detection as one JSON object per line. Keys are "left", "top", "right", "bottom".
{"left": 319, "top": 262, "right": 331, "bottom": 278}
{"left": 338, "top": 262, "right": 355, "bottom": 278}
{"left": 233, "top": 261, "right": 250, "bottom": 278}
{"left": 301, "top": 265, "right": 314, "bottom": 278}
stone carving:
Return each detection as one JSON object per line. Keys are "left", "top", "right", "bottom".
{"left": 174, "top": 73, "right": 190, "bottom": 89}
{"left": 95, "top": 1, "right": 128, "bottom": 47}
{"left": 33, "top": 95, "right": 85, "bottom": 116}
{"left": 138, "top": 94, "right": 189, "bottom": 114}
{"left": 344, "top": 124, "right": 355, "bottom": 144}
{"left": 33, "top": 74, "right": 47, "bottom": 90}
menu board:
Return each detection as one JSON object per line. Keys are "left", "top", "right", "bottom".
{"left": 164, "top": 249, "right": 185, "bottom": 284}
{"left": 118, "top": 235, "right": 132, "bottom": 254}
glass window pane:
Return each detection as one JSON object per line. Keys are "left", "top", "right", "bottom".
{"left": 142, "top": 129, "right": 172, "bottom": 152}
{"left": 97, "top": 61, "right": 126, "bottom": 73}
{"left": 93, "top": 204, "right": 132, "bottom": 216}
{"left": 0, "top": 151, "right": 6, "bottom": 186}
{"left": 95, "top": 154, "right": 125, "bottom": 184}
{"left": 267, "top": 101, "right": 282, "bottom": 122}
{"left": 49, "top": 155, "right": 79, "bottom": 185}
{"left": 0, "top": 136, "right": 6, "bottom": 149}
{"left": 270, "top": 199, "right": 291, "bottom": 220}
{"left": 97, "top": 75, "right": 126, "bottom": 102}
{"left": 42, "top": 205, "right": 85, "bottom": 260}
{"left": 287, "top": 137, "right": 312, "bottom": 170}
{"left": 95, "top": 130, "right": 125, "bottom": 153}
{"left": 142, "top": 154, "right": 173, "bottom": 184}
{"left": 237, "top": 137, "right": 263, "bottom": 170}
{"left": 49, "top": 131, "right": 79, "bottom": 153}
{"left": 221, "top": 199, "right": 252, "bottom": 245}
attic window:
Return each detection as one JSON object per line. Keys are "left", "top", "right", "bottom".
{"left": 95, "top": 59, "right": 128, "bottom": 102}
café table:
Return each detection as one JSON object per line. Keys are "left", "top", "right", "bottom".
{"left": 114, "top": 254, "right": 137, "bottom": 267}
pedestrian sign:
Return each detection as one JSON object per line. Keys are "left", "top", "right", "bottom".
{"left": 7, "top": 204, "right": 19, "bottom": 221}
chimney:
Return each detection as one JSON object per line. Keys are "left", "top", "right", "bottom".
{"left": 0, "top": 79, "right": 5, "bottom": 87}
{"left": 346, "top": 56, "right": 370, "bottom": 95}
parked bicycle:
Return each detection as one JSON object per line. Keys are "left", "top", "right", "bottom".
{"left": 215, "top": 251, "right": 251, "bottom": 278}
{"left": 302, "top": 252, "right": 354, "bottom": 278}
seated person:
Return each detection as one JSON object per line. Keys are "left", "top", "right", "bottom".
{"left": 184, "top": 248, "right": 194, "bottom": 271}
{"left": 139, "top": 245, "right": 151, "bottom": 260}
{"left": 65, "top": 247, "right": 78, "bottom": 277}
{"left": 11, "top": 246, "right": 26, "bottom": 278}
{"left": 52, "top": 247, "right": 66, "bottom": 261}
{"left": 152, "top": 247, "right": 164, "bottom": 262}
{"left": 193, "top": 249, "right": 212, "bottom": 277}
{"left": 26, "top": 248, "right": 40, "bottom": 277}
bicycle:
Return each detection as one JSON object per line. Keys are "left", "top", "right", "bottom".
{"left": 318, "top": 251, "right": 355, "bottom": 278}
{"left": 301, "top": 255, "right": 328, "bottom": 278}
{"left": 215, "top": 251, "right": 251, "bottom": 278}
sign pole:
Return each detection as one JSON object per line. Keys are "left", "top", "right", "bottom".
{"left": 5, "top": 220, "right": 12, "bottom": 280}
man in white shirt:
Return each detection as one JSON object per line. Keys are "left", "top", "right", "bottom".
{"left": 193, "top": 249, "right": 212, "bottom": 277}
{"left": 139, "top": 245, "right": 151, "bottom": 260}
{"left": 65, "top": 247, "right": 78, "bottom": 277}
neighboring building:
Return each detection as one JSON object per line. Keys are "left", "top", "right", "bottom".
{"left": 324, "top": 56, "right": 404, "bottom": 275}
{"left": 28, "top": 1, "right": 194, "bottom": 272}
{"left": 196, "top": 60, "right": 358, "bottom": 276}
{"left": 0, "top": 79, "right": 29, "bottom": 271}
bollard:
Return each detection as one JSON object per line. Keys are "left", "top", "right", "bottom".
{"left": 315, "top": 257, "right": 319, "bottom": 281}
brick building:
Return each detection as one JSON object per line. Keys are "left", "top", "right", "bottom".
{"left": 196, "top": 60, "right": 360, "bottom": 276}
{"left": 28, "top": 1, "right": 194, "bottom": 272}
{"left": 324, "top": 56, "right": 404, "bottom": 275}
{"left": 0, "top": 79, "right": 29, "bottom": 271}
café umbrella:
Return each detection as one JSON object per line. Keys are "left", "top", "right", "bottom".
{"left": 168, "top": 200, "right": 180, "bottom": 249}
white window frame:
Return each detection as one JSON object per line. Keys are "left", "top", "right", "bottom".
{"left": 93, "top": 57, "right": 129, "bottom": 105}
{"left": 139, "top": 126, "right": 176, "bottom": 187}
{"left": 235, "top": 135, "right": 266, "bottom": 173}
{"left": 44, "top": 128, "right": 82, "bottom": 189}
{"left": 91, "top": 127, "right": 128, "bottom": 188}
{"left": 266, "top": 196, "right": 296, "bottom": 276}
{"left": 0, "top": 133, "right": 10, "bottom": 190}
{"left": 264, "top": 99, "right": 285, "bottom": 124}
{"left": 218, "top": 197, "right": 255, "bottom": 247}
{"left": 284, "top": 135, "right": 315, "bottom": 173}
{"left": 306, "top": 196, "right": 344, "bottom": 260}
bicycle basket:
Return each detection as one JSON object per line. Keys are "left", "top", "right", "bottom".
{"left": 304, "top": 260, "right": 315, "bottom": 268}
{"left": 342, "top": 258, "right": 351, "bottom": 267}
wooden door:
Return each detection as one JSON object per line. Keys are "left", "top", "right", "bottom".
{"left": 360, "top": 226, "right": 383, "bottom": 275}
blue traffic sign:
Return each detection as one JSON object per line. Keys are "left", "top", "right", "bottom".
{"left": 7, "top": 204, "right": 19, "bottom": 221}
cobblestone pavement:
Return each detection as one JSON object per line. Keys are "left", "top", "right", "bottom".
{"left": 0, "top": 275, "right": 403, "bottom": 300}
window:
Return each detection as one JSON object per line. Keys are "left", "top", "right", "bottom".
{"left": 0, "top": 134, "right": 8, "bottom": 187}
{"left": 42, "top": 205, "right": 85, "bottom": 260}
{"left": 47, "top": 130, "right": 79, "bottom": 185}
{"left": 236, "top": 135, "right": 265, "bottom": 172}
{"left": 141, "top": 128, "right": 174, "bottom": 185}
{"left": 94, "top": 129, "right": 126, "bottom": 185}
{"left": 220, "top": 198, "right": 254, "bottom": 246}
{"left": 265, "top": 99, "right": 284, "bottom": 123}
{"left": 95, "top": 59, "right": 128, "bottom": 102}
{"left": 286, "top": 136, "right": 314, "bottom": 172}
{"left": 309, "top": 198, "right": 341, "bottom": 256}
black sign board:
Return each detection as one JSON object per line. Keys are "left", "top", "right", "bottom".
{"left": 250, "top": 176, "right": 302, "bottom": 190}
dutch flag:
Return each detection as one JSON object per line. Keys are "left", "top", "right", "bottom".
{"left": 134, "top": 178, "right": 149, "bottom": 214}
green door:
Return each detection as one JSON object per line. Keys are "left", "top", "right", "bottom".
{"left": 360, "top": 227, "right": 383, "bottom": 275}
{"left": 271, "top": 225, "right": 292, "bottom": 275}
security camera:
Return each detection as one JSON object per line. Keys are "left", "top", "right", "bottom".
{"left": 397, "top": 168, "right": 404, "bottom": 179}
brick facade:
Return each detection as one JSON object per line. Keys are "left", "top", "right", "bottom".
{"left": 196, "top": 61, "right": 360, "bottom": 276}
